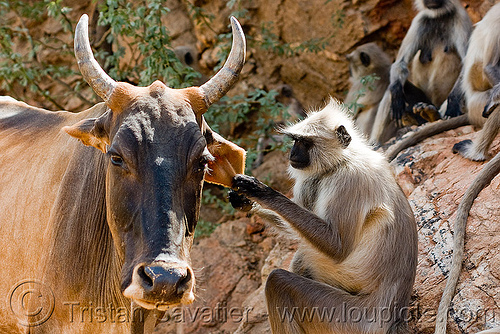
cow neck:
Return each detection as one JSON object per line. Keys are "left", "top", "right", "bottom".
{"left": 42, "top": 109, "right": 127, "bottom": 308}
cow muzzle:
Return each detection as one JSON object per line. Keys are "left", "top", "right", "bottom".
{"left": 123, "top": 261, "right": 195, "bottom": 311}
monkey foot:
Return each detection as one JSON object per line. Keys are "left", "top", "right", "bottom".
{"left": 400, "top": 113, "right": 420, "bottom": 127}
{"left": 452, "top": 140, "right": 488, "bottom": 161}
{"left": 413, "top": 102, "right": 440, "bottom": 122}
{"left": 228, "top": 190, "right": 254, "bottom": 212}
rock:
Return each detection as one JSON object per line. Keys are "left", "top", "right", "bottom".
{"left": 234, "top": 240, "right": 296, "bottom": 334}
{"left": 393, "top": 126, "right": 500, "bottom": 333}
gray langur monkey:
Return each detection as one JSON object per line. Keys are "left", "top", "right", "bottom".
{"left": 452, "top": 3, "right": 500, "bottom": 161}
{"left": 230, "top": 100, "right": 418, "bottom": 334}
{"left": 345, "top": 43, "right": 392, "bottom": 138}
{"left": 370, "top": 0, "right": 472, "bottom": 144}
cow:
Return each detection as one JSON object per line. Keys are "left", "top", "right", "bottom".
{"left": 0, "top": 14, "right": 246, "bottom": 334}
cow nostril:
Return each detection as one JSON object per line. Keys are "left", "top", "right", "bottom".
{"left": 176, "top": 269, "right": 192, "bottom": 295}
{"left": 137, "top": 265, "right": 153, "bottom": 288}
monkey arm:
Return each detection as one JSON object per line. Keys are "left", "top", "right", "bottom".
{"left": 232, "top": 174, "right": 349, "bottom": 260}
{"left": 390, "top": 18, "right": 421, "bottom": 85}
{"left": 389, "top": 21, "right": 422, "bottom": 126}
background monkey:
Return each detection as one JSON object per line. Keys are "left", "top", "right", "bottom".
{"left": 345, "top": 43, "right": 392, "bottom": 138}
{"left": 452, "top": 3, "right": 500, "bottom": 161}
{"left": 346, "top": 43, "right": 441, "bottom": 142}
{"left": 230, "top": 100, "right": 418, "bottom": 334}
{"left": 434, "top": 4, "right": 500, "bottom": 334}
{"left": 370, "top": 0, "right": 472, "bottom": 144}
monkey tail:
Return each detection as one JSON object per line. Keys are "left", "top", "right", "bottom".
{"left": 385, "top": 115, "right": 469, "bottom": 161}
{"left": 434, "top": 151, "right": 500, "bottom": 334}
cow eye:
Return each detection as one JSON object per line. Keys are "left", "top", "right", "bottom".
{"left": 110, "top": 154, "right": 124, "bottom": 167}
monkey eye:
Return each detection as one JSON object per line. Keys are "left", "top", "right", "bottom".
{"left": 298, "top": 138, "right": 313, "bottom": 149}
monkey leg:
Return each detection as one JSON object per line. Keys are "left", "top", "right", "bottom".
{"left": 265, "top": 269, "right": 404, "bottom": 334}
{"left": 452, "top": 109, "right": 500, "bottom": 161}
{"left": 370, "top": 91, "right": 395, "bottom": 145}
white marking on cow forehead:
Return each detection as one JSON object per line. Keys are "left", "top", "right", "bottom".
{"left": 155, "top": 156, "right": 165, "bottom": 166}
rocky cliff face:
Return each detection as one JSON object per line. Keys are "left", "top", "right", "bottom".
{"left": 2, "top": 0, "right": 491, "bottom": 110}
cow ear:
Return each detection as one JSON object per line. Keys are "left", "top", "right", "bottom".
{"left": 62, "top": 112, "right": 111, "bottom": 153}
{"left": 203, "top": 127, "right": 246, "bottom": 188}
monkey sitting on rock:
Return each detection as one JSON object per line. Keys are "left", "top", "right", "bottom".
{"left": 452, "top": 3, "right": 500, "bottom": 161}
{"left": 230, "top": 100, "right": 418, "bottom": 334}
{"left": 370, "top": 0, "right": 472, "bottom": 145}
{"left": 346, "top": 43, "right": 440, "bottom": 142}
{"left": 345, "top": 43, "right": 392, "bottom": 138}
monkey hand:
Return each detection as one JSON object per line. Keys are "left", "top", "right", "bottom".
{"left": 444, "top": 98, "right": 463, "bottom": 118}
{"left": 232, "top": 174, "right": 272, "bottom": 201}
{"left": 389, "top": 81, "right": 405, "bottom": 127}
{"left": 228, "top": 190, "right": 254, "bottom": 212}
{"left": 483, "top": 102, "right": 499, "bottom": 118}
{"left": 483, "top": 86, "right": 500, "bottom": 118}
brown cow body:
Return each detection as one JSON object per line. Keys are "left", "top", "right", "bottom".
{"left": 0, "top": 14, "right": 246, "bottom": 334}
{"left": 0, "top": 101, "right": 130, "bottom": 333}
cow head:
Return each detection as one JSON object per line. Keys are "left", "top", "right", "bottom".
{"left": 62, "top": 14, "right": 246, "bottom": 310}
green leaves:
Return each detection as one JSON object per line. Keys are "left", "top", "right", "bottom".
{"left": 345, "top": 73, "right": 381, "bottom": 115}
{"left": 0, "top": 0, "right": 78, "bottom": 109}
{"left": 97, "top": 0, "right": 199, "bottom": 88}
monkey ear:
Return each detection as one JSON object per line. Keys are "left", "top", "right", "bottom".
{"left": 335, "top": 125, "right": 351, "bottom": 149}
{"left": 360, "top": 52, "right": 371, "bottom": 67}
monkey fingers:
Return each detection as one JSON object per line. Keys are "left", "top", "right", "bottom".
{"left": 228, "top": 190, "right": 254, "bottom": 212}
{"left": 483, "top": 85, "right": 500, "bottom": 118}
{"left": 389, "top": 81, "right": 406, "bottom": 127}
{"left": 483, "top": 102, "right": 499, "bottom": 118}
{"left": 232, "top": 174, "right": 274, "bottom": 200}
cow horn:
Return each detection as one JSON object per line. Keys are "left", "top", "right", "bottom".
{"left": 200, "top": 17, "right": 246, "bottom": 108}
{"left": 74, "top": 14, "right": 117, "bottom": 103}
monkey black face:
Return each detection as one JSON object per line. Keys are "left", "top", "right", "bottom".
{"left": 287, "top": 126, "right": 351, "bottom": 170}
{"left": 289, "top": 137, "right": 313, "bottom": 169}
{"left": 360, "top": 52, "right": 371, "bottom": 67}
{"left": 423, "top": 0, "right": 444, "bottom": 9}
